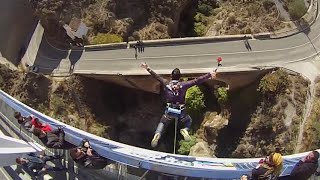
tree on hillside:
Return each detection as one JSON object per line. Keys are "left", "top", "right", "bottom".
{"left": 288, "top": 0, "right": 307, "bottom": 20}
{"left": 186, "top": 86, "right": 206, "bottom": 119}
{"left": 258, "top": 70, "right": 289, "bottom": 101}
{"left": 214, "top": 87, "right": 229, "bottom": 117}
{"left": 90, "top": 33, "right": 123, "bottom": 44}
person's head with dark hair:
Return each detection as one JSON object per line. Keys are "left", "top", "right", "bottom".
{"left": 16, "top": 157, "right": 26, "bottom": 165}
{"left": 33, "top": 128, "right": 46, "bottom": 138}
{"left": 14, "top": 112, "right": 23, "bottom": 124}
{"left": 304, "top": 151, "right": 320, "bottom": 163}
{"left": 171, "top": 68, "right": 181, "bottom": 80}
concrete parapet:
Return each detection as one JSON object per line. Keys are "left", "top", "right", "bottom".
{"left": 84, "top": 34, "right": 252, "bottom": 51}
{"left": 84, "top": 42, "right": 128, "bottom": 51}
{"left": 253, "top": 32, "right": 271, "bottom": 39}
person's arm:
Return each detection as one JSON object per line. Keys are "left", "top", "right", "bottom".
{"left": 184, "top": 72, "right": 216, "bottom": 88}
{"left": 141, "top": 62, "right": 167, "bottom": 85}
{"left": 52, "top": 130, "right": 65, "bottom": 148}
{"left": 86, "top": 148, "right": 93, "bottom": 157}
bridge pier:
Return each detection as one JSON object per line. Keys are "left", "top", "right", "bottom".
{"left": 78, "top": 69, "right": 272, "bottom": 93}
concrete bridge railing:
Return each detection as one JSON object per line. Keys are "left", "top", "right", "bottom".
{"left": 0, "top": 89, "right": 319, "bottom": 179}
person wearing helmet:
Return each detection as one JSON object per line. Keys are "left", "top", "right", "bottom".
{"left": 141, "top": 62, "right": 217, "bottom": 148}
{"left": 251, "top": 149, "right": 283, "bottom": 180}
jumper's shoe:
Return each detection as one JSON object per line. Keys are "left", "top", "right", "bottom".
{"left": 151, "top": 133, "right": 161, "bottom": 148}
{"left": 180, "top": 128, "right": 191, "bottom": 141}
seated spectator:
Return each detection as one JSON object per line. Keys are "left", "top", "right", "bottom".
{"left": 70, "top": 139, "right": 112, "bottom": 169}
{"left": 33, "top": 127, "right": 71, "bottom": 149}
{"left": 14, "top": 111, "right": 52, "bottom": 133}
{"left": 278, "top": 151, "right": 319, "bottom": 180}
{"left": 251, "top": 149, "right": 283, "bottom": 180}
{"left": 16, "top": 153, "right": 66, "bottom": 177}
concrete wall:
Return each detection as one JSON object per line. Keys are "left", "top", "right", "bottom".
{"left": 79, "top": 69, "right": 272, "bottom": 93}
{"left": 0, "top": 0, "right": 37, "bottom": 65}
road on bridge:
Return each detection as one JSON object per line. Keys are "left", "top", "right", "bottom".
{"left": 31, "top": 0, "right": 320, "bottom": 75}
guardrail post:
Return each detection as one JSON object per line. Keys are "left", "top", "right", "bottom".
{"left": 139, "top": 170, "right": 149, "bottom": 180}
{"left": 117, "top": 163, "right": 127, "bottom": 180}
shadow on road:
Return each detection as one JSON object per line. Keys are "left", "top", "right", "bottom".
{"left": 294, "top": 18, "right": 311, "bottom": 35}
{"left": 33, "top": 36, "right": 69, "bottom": 74}
{"left": 69, "top": 48, "right": 83, "bottom": 73}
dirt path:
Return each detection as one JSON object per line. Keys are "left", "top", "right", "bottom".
{"left": 274, "top": 0, "right": 291, "bottom": 21}
{"left": 295, "top": 81, "right": 315, "bottom": 152}
{"left": 283, "top": 61, "right": 320, "bottom": 153}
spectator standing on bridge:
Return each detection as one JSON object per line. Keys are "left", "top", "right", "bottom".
{"left": 251, "top": 149, "right": 283, "bottom": 180}
{"left": 141, "top": 62, "right": 217, "bottom": 147}
{"left": 70, "top": 139, "right": 112, "bottom": 169}
{"left": 33, "top": 127, "right": 72, "bottom": 149}
{"left": 14, "top": 111, "right": 52, "bottom": 133}
{"left": 16, "top": 153, "right": 66, "bottom": 177}
{"left": 277, "top": 151, "right": 319, "bottom": 180}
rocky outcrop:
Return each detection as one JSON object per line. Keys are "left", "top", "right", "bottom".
{"left": 197, "top": 112, "right": 229, "bottom": 145}
{"left": 189, "top": 141, "right": 215, "bottom": 157}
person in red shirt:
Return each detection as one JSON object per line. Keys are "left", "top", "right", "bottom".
{"left": 14, "top": 112, "right": 52, "bottom": 133}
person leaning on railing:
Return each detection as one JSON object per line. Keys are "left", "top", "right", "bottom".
{"left": 278, "top": 151, "right": 320, "bottom": 180}
{"left": 16, "top": 153, "right": 66, "bottom": 177}
{"left": 251, "top": 149, "right": 283, "bottom": 180}
{"left": 69, "top": 139, "right": 112, "bottom": 169}
{"left": 14, "top": 111, "right": 52, "bottom": 133}
{"left": 33, "top": 127, "right": 74, "bottom": 149}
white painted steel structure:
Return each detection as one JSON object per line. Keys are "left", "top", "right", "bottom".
{"left": 0, "top": 90, "right": 318, "bottom": 179}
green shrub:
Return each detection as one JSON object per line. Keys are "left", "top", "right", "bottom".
{"left": 91, "top": 33, "right": 123, "bottom": 45}
{"left": 258, "top": 70, "right": 290, "bottom": 96}
{"left": 198, "top": 4, "right": 213, "bottom": 16}
{"left": 178, "top": 135, "right": 197, "bottom": 155}
{"left": 303, "top": 99, "right": 320, "bottom": 151}
{"left": 288, "top": 0, "right": 307, "bottom": 20}
{"left": 186, "top": 86, "right": 206, "bottom": 118}
{"left": 263, "top": 0, "right": 274, "bottom": 10}
{"left": 194, "top": 12, "right": 206, "bottom": 23}
{"left": 194, "top": 22, "right": 207, "bottom": 36}
{"left": 215, "top": 87, "right": 228, "bottom": 105}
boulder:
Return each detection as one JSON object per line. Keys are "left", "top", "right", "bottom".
{"left": 198, "top": 112, "right": 229, "bottom": 145}
{"left": 189, "top": 141, "right": 214, "bottom": 157}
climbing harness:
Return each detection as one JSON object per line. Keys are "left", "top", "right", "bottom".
{"left": 166, "top": 80, "right": 182, "bottom": 97}
{"left": 165, "top": 103, "right": 185, "bottom": 154}
{"left": 166, "top": 103, "right": 185, "bottom": 119}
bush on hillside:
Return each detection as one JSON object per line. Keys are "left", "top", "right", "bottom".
{"left": 288, "top": 0, "right": 307, "bottom": 20}
{"left": 198, "top": 4, "right": 213, "bottom": 16}
{"left": 263, "top": 0, "right": 274, "bottom": 10}
{"left": 194, "top": 22, "right": 207, "bottom": 36}
{"left": 90, "top": 33, "right": 123, "bottom": 45}
{"left": 186, "top": 86, "right": 206, "bottom": 119}
{"left": 258, "top": 70, "right": 290, "bottom": 97}
{"left": 178, "top": 135, "right": 197, "bottom": 155}
{"left": 214, "top": 87, "right": 228, "bottom": 105}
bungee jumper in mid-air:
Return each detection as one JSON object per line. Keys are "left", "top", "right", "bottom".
{"left": 141, "top": 62, "right": 218, "bottom": 148}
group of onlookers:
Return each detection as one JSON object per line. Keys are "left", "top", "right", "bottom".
{"left": 14, "top": 111, "right": 111, "bottom": 177}
{"left": 13, "top": 111, "right": 319, "bottom": 179}
{"left": 241, "top": 149, "right": 319, "bottom": 180}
